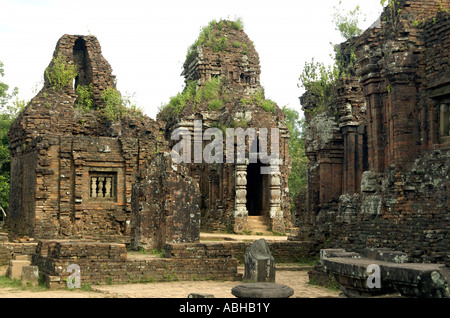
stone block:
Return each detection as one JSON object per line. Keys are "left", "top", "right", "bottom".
{"left": 15, "top": 254, "right": 30, "bottom": 261}
{"left": 320, "top": 248, "right": 360, "bottom": 259}
{"left": 7, "top": 260, "right": 31, "bottom": 280}
{"left": 243, "top": 239, "right": 275, "bottom": 283}
{"left": 21, "top": 265, "right": 39, "bottom": 287}
{"left": 231, "top": 283, "right": 294, "bottom": 298}
{"left": 363, "top": 248, "right": 408, "bottom": 263}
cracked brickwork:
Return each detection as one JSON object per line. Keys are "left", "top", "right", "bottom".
{"left": 297, "top": 0, "right": 450, "bottom": 267}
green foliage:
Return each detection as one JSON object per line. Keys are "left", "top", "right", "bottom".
{"left": 75, "top": 84, "right": 94, "bottom": 111}
{"left": 101, "top": 87, "right": 125, "bottom": 121}
{"left": 242, "top": 90, "right": 277, "bottom": 113}
{"left": 208, "top": 98, "right": 224, "bottom": 111}
{"left": 0, "top": 61, "right": 26, "bottom": 215}
{"left": 161, "top": 80, "right": 198, "bottom": 117}
{"left": 159, "top": 77, "right": 226, "bottom": 117}
{"left": 232, "top": 118, "right": 248, "bottom": 129}
{"left": 233, "top": 41, "right": 242, "bottom": 48}
{"left": 100, "top": 88, "right": 142, "bottom": 122}
{"left": 210, "top": 36, "right": 228, "bottom": 52}
{"left": 299, "top": 58, "right": 339, "bottom": 113}
{"left": 299, "top": 1, "right": 368, "bottom": 114}
{"left": 186, "top": 18, "right": 245, "bottom": 61}
{"left": 380, "top": 0, "right": 402, "bottom": 30}
{"left": 282, "top": 106, "right": 308, "bottom": 201}
{"left": 45, "top": 53, "right": 78, "bottom": 91}
{"left": 0, "top": 62, "right": 18, "bottom": 109}
{"left": 195, "top": 77, "right": 223, "bottom": 105}
{"left": 233, "top": 17, "right": 245, "bottom": 30}
{"left": 332, "top": 1, "right": 365, "bottom": 40}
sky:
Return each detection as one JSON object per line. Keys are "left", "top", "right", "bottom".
{"left": 0, "top": 0, "right": 384, "bottom": 119}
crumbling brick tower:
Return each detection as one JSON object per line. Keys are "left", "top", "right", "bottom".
{"left": 157, "top": 20, "right": 292, "bottom": 234}
{"left": 7, "top": 35, "right": 200, "bottom": 245}
{"left": 299, "top": 0, "right": 450, "bottom": 265}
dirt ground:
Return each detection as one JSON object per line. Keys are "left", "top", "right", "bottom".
{"left": 0, "top": 233, "right": 340, "bottom": 298}
{"left": 0, "top": 265, "right": 339, "bottom": 299}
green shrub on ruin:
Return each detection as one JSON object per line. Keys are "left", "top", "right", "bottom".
{"left": 159, "top": 77, "right": 227, "bottom": 118}
{"left": 233, "top": 17, "right": 245, "bottom": 30}
{"left": 45, "top": 53, "right": 78, "bottom": 91}
{"left": 101, "top": 87, "right": 124, "bottom": 121}
{"left": 242, "top": 90, "right": 277, "bottom": 113}
{"left": 101, "top": 87, "right": 143, "bottom": 122}
{"left": 298, "top": 58, "right": 339, "bottom": 114}
{"left": 75, "top": 83, "right": 94, "bottom": 111}
{"left": 208, "top": 98, "right": 224, "bottom": 111}
{"left": 185, "top": 18, "right": 245, "bottom": 61}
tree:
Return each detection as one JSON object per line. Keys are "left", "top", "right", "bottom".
{"left": 299, "top": 1, "right": 367, "bottom": 113}
{"left": 332, "top": 1, "right": 365, "bottom": 41}
{"left": 0, "top": 61, "right": 25, "bottom": 220}
{"left": 282, "top": 106, "right": 308, "bottom": 203}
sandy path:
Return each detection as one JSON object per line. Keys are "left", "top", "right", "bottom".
{"left": 0, "top": 265, "right": 338, "bottom": 298}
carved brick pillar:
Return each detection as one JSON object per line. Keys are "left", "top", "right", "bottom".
{"left": 233, "top": 164, "right": 248, "bottom": 232}
{"left": 269, "top": 165, "right": 284, "bottom": 233}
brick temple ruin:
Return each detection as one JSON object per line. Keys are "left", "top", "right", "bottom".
{"left": 0, "top": 21, "right": 300, "bottom": 288}
{"left": 0, "top": 2, "right": 449, "bottom": 296}
{"left": 4, "top": 22, "right": 292, "bottom": 246}
{"left": 296, "top": 0, "right": 450, "bottom": 296}
{"left": 156, "top": 21, "right": 291, "bottom": 235}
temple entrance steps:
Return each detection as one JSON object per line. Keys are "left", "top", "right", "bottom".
{"left": 247, "top": 215, "right": 271, "bottom": 234}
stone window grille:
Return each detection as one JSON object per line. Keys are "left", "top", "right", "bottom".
{"left": 440, "top": 103, "right": 450, "bottom": 143}
{"left": 89, "top": 173, "right": 116, "bottom": 200}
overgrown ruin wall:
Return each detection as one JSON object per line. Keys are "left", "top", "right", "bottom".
{"left": 6, "top": 35, "right": 200, "bottom": 248}
{"left": 297, "top": 0, "right": 450, "bottom": 266}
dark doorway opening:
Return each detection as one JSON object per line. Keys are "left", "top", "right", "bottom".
{"left": 246, "top": 162, "right": 263, "bottom": 216}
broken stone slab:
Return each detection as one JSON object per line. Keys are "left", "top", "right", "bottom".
{"left": 243, "top": 239, "right": 275, "bottom": 283}
{"left": 231, "top": 283, "right": 294, "bottom": 298}
{"left": 320, "top": 248, "right": 361, "bottom": 259}
{"left": 363, "top": 248, "right": 408, "bottom": 263}
{"left": 6, "top": 260, "right": 31, "bottom": 280}
{"left": 21, "top": 265, "right": 39, "bottom": 287}
{"left": 322, "top": 256, "right": 449, "bottom": 298}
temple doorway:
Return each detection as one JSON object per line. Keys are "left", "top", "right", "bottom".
{"left": 246, "top": 162, "right": 264, "bottom": 216}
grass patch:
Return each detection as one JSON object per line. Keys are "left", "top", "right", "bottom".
{"left": 0, "top": 275, "right": 47, "bottom": 292}
{"left": 308, "top": 275, "right": 340, "bottom": 291}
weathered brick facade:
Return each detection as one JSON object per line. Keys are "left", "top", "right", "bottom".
{"left": 5, "top": 23, "right": 292, "bottom": 251}
{"left": 297, "top": 0, "right": 450, "bottom": 266}
{"left": 6, "top": 35, "right": 199, "bottom": 248}
{"left": 157, "top": 20, "right": 292, "bottom": 234}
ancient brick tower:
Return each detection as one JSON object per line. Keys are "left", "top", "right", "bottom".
{"left": 6, "top": 35, "right": 200, "bottom": 246}
{"left": 298, "top": 0, "right": 450, "bottom": 265}
{"left": 157, "top": 20, "right": 292, "bottom": 233}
